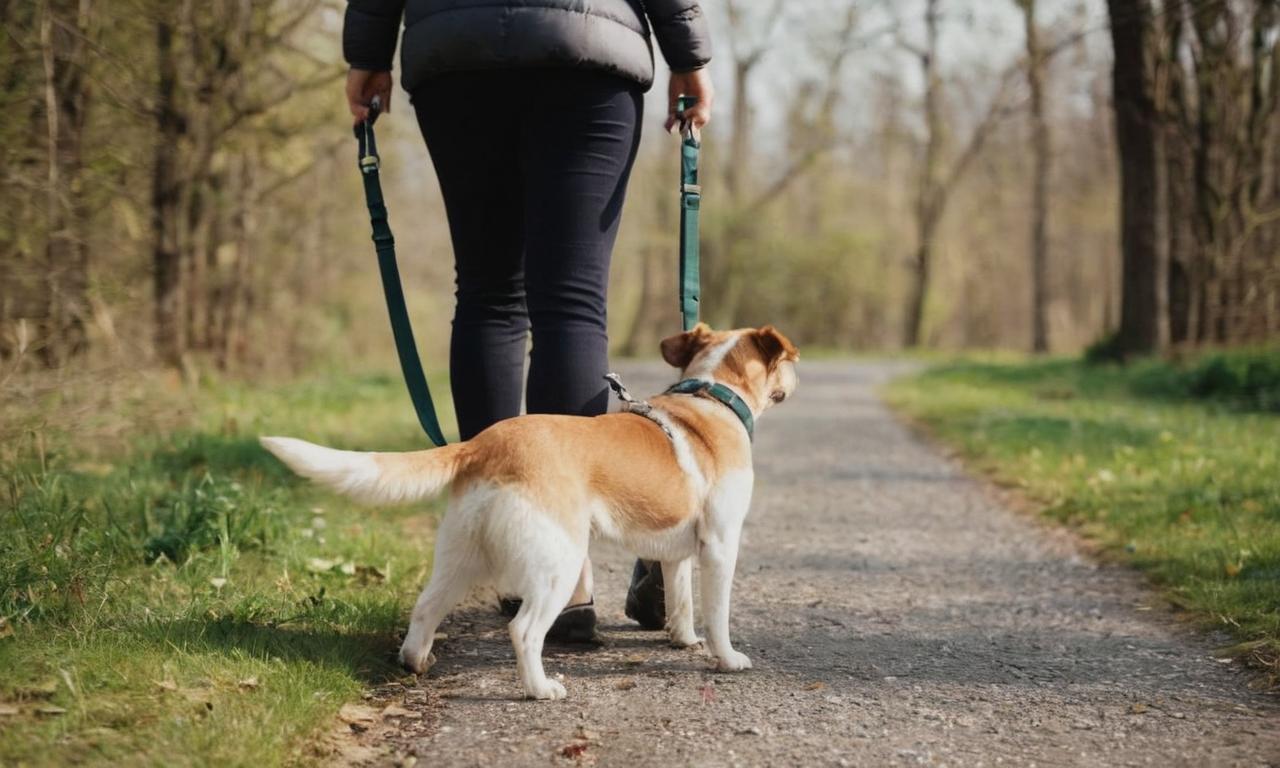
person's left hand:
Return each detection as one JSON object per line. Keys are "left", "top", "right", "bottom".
{"left": 665, "top": 68, "right": 714, "bottom": 138}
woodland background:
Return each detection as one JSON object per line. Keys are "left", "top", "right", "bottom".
{"left": 0, "top": 0, "right": 1277, "bottom": 386}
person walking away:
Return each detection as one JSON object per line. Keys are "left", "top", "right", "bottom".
{"left": 342, "top": 0, "right": 714, "bottom": 641}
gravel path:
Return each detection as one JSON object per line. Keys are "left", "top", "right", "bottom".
{"left": 373, "top": 361, "right": 1279, "bottom": 767}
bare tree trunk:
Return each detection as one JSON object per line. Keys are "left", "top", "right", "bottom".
{"left": 903, "top": 218, "right": 938, "bottom": 349}
{"left": 220, "top": 148, "right": 256, "bottom": 369}
{"left": 1018, "top": 0, "right": 1051, "bottom": 353}
{"left": 1162, "top": 0, "right": 1195, "bottom": 345}
{"left": 903, "top": 0, "right": 943, "bottom": 348}
{"left": 152, "top": 14, "right": 186, "bottom": 366}
{"left": 38, "top": 0, "right": 93, "bottom": 367}
{"left": 622, "top": 244, "right": 665, "bottom": 356}
{"left": 726, "top": 57, "right": 754, "bottom": 206}
{"left": 1107, "top": 0, "right": 1169, "bottom": 356}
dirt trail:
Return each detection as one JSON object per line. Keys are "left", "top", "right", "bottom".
{"left": 370, "top": 361, "right": 1278, "bottom": 767}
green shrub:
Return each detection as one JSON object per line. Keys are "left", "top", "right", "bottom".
{"left": 1083, "top": 332, "right": 1126, "bottom": 365}
{"left": 1127, "top": 347, "right": 1280, "bottom": 412}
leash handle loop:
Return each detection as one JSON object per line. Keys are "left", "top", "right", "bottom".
{"left": 354, "top": 98, "right": 450, "bottom": 448}
{"left": 676, "top": 95, "right": 702, "bottom": 332}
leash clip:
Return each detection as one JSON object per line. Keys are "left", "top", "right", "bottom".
{"left": 676, "top": 94, "right": 700, "bottom": 146}
{"left": 356, "top": 96, "right": 383, "bottom": 174}
{"left": 605, "top": 374, "right": 674, "bottom": 440}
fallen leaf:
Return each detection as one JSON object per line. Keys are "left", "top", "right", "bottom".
{"left": 339, "top": 703, "right": 378, "bottom": 727}
{"left": 622, "top": 654, "right": 648, "bottom": 666}
{"left": 35, "top": 705, "right": 67, "bottom": 716}
{"left": 699, "top": 684, "right": 716, "bottom": 704}
{"left": 0, "top": 704, "right": 19, "bottom": 717}
{"left": 614, "top": 679, "right": 637, "bottom": 691}
{"left": 306, "top": 557, "right": 338, "bottom": 574}
{"left": 804, "top": 681, "right": 826, "bottom": 692}
{"left": 355, "top": 565, "right": 386, "bottom": 583}
{"left": 237, "top": 677, "right": 259, "bottom": 691}
{"left": 381, "top": 703, "right": 418, "bottom": 719}
{"left": 19, "top": 680, "right": 58, "bottom": 699}
{"left": 0, "top": 617, "right": 13, "bottom": 639}
{"left": 156, "top": 680, "right": 178, "bottom": 693}
{"left": 1225, "top": 562, "right": 1243, "bottom": 578}
{"left": 559, "top": 741, "right": 590, "bottom": 759}
{"left": 1130, "top": 703, "right": 1148, "bottom": 714}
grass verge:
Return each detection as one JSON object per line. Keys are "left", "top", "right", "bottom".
{"left": 1, "top": 371, "right": 452, "bottom": 765}
{"left": 885, "top": 357, "right": 1280, "bottom": 677}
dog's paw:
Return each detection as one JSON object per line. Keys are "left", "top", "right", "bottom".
{"left": 714, "top": 650, "right": 753, "bottom": 672}
{"left": 398, "top": 645, "right": 436, "bottom": 675}
{"left": 524, "top": 678, "right": 567, "bottom": 701}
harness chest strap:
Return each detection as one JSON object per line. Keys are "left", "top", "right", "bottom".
{"left": 604, "top": 374, "right": 754, "bottom": 442}
{"left": 604, "top": 373, "right": 674, "bottom": 439}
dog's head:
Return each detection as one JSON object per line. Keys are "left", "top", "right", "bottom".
{"left": 660, "top": 323, "right": 799, "bottom": 415}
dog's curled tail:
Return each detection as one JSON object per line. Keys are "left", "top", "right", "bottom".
{"left": 259, "top": 436, "right": 467, "bottom": 505}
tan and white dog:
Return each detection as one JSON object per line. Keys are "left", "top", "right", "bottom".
{"left": 260, "top": 324, "right": 799, "bottom": 700}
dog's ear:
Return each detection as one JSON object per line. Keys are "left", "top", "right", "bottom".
{"left": 754, "top": 325, "right": 799, "bottom": 369}
{"left": 659, "top": 323, "right": 713, "bottom": 369}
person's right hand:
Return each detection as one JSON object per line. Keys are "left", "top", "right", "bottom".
{"left": 665, "top": 68, "right": 714, "bottom": 138}
{"left": 346, "top": 68, "right": 393, "bottom": 125}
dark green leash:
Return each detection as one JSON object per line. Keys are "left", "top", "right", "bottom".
{"left": 677, "top": 95, "right": 701, "bottom": 332}
{"left": 355, "top": 97, "right": 449, "bottom": 447}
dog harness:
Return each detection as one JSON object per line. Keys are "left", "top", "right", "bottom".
{"left": 604, "top": 374, "right": 754, "bottom": 442}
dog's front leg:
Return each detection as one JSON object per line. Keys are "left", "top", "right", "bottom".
{"left": 662, "top": 557, "right": 701, "bottom": 648}
{"left": 698, "top": 472, "right": 753, "bottom": 672}
{"left": 699, "top": 529, "right": 750, "bottom": 671}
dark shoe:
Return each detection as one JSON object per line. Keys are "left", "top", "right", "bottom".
{"left": 624, "top": 560, "right": 665, "bottom": 630}
{"left": 498, "top": 597, "right": 522, "bottom": 618}
{"left": 546, "top": 601, "right": 605, "bottom": 646}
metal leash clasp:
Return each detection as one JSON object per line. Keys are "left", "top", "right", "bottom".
{"left": 605, "top": 373, "right": 674, "bottom": 440}
{"left": 357, "top": 95, "right": 383, "bottom": 173}
{"left": 676, "top": 94, "right": 700, "bottom": 146}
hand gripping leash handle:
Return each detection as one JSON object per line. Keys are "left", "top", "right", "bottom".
{"left": 355, "top": 96, "right": 450, "bottom": 447}
{"left": 676, "top": 95, "right": 702, "bottom": 332}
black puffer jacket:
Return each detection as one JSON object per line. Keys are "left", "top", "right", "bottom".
{"left": 344, "top": 0, "right": 712, "bottom": 92}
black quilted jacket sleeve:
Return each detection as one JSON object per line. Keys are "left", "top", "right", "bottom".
{"left": 344, "top": 0, "right": 406, "bottom": 70}
{"left": 643, "top": 0, "right": 712, "bottom": 71}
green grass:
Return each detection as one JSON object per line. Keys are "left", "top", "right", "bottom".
{"left": 0, "top": 371, "right": 454, "bottom": 766}
{"left": 886, "top": 356, "right": 1280, "bottom": 671}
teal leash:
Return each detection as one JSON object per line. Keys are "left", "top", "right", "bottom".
{"left": 677, "top": 95, "right": 701, "bottom": 332}
{"left": 356, "top": 98, "right": 449, "bottom": 447}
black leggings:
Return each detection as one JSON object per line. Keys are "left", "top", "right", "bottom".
{"left": 412, "top": 70, "right": 643, "bottom": 440}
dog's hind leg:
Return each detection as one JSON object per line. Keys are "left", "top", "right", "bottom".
{"left": 507, "top": 552, "right": 580, "bottom": 701}
{"left": 662, "top": 557, "right": 701, "bottom": 648}
{"left": 399, "top": 514, "right": 481, "bottom": 675}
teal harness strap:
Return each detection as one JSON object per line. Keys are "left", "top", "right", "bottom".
{"left": 677, "top": 95, "right": 701, "bottom": 332}
{"left": 665, "top": 378, "right": 754, "bottom": 441}
{"left": 356, "top": 104, "right": 449, "bottom": 448}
